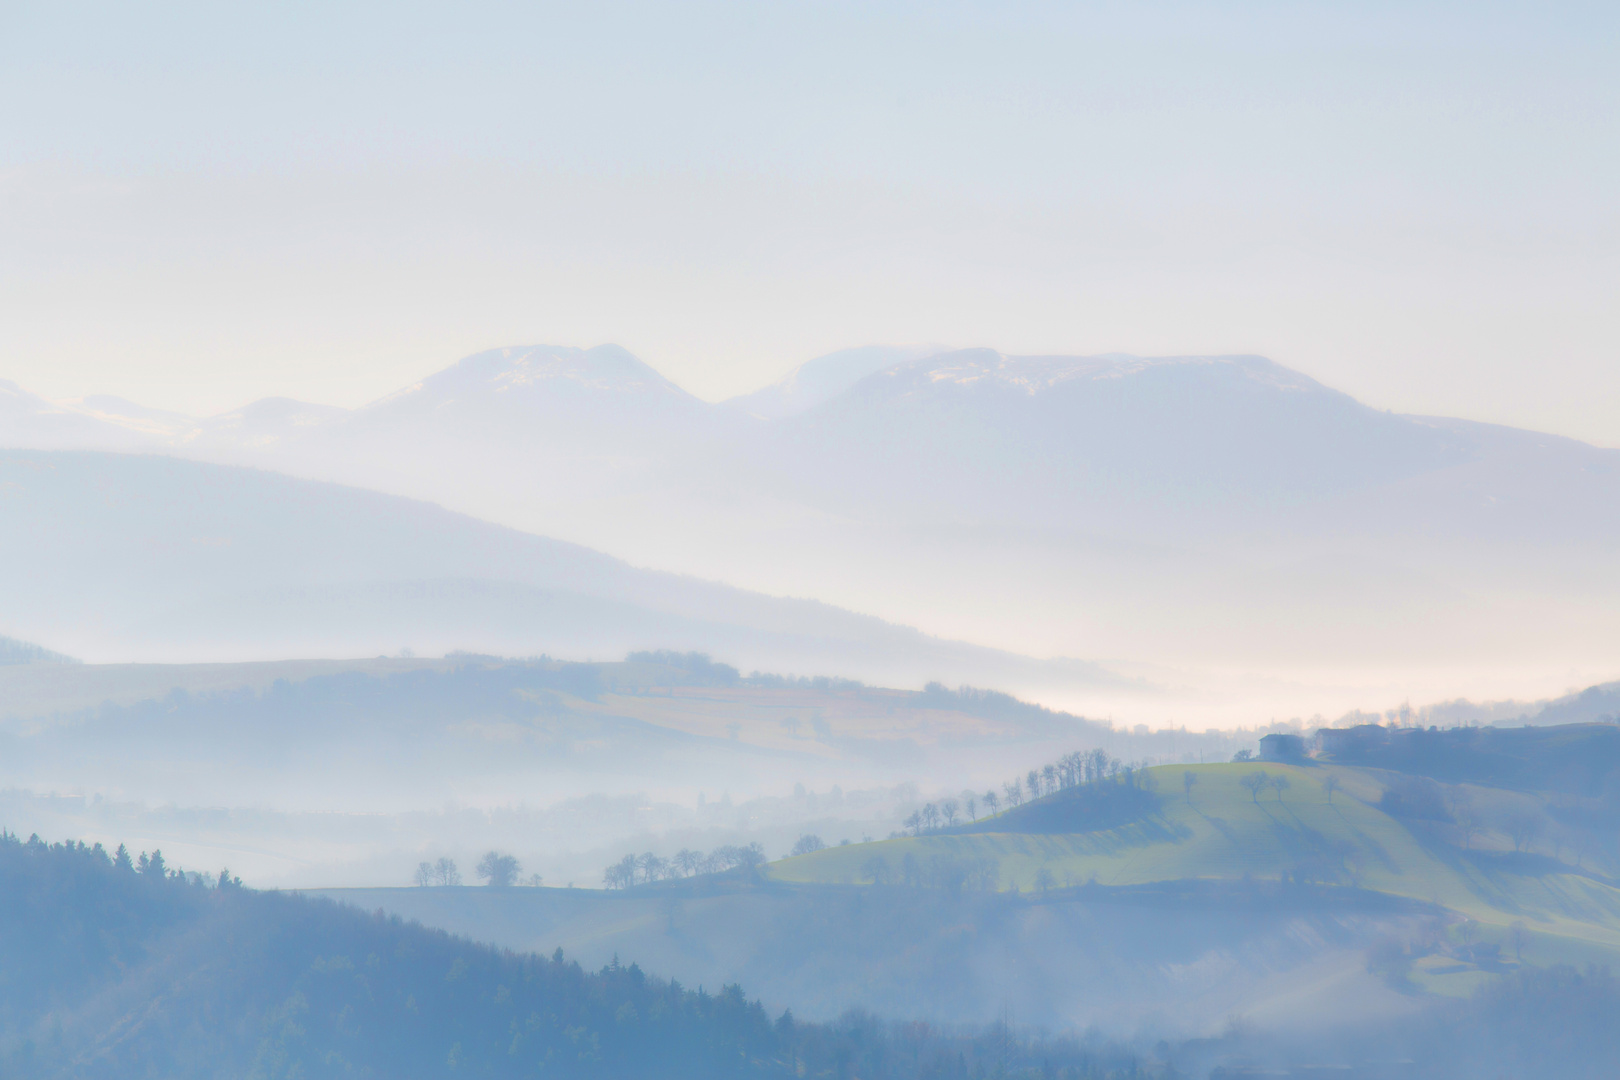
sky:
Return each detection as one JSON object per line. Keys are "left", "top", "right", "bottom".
{"left": 2, "top": 1, "right": 1617, "bottom": 444}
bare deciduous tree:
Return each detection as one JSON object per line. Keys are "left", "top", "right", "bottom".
{"left": 1509, "top": 920, "right": 1529, "bottom": 962}
{"left": 636, "top": 852, "right": 666, "bottom": 882}
{"left": 1241, "top": 771, "right": 1270, "bottom": 803}
{"left": 1449, "top": 791, "right": 1480, "bottom": 849}
{"left": 603, "top": 853, "right": 636, "bottom": 889}
{"left": 1505, "top": 810, "right": 1543, "bottom": 853}
{"left": 1088, "top": 748, "right": 1110, "bottom": 783}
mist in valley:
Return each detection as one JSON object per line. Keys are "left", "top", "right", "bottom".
{"left": 4, "top": 2, "right": 1620, "bottom": 1077}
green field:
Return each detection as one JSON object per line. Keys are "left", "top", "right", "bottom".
{"left": 771, "top": 762, "right": 1620, "bottom": 978}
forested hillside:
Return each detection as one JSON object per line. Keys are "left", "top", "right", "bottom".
{"left": 10, "top": 828, "right": 1620, "bottom": 1079}
{"left": 0, "top": 832, "right": 1145, "bottom": 1079}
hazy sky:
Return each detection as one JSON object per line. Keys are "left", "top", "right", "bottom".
{"left": 2, "top": 2, "right": 1617, "bottom": 443}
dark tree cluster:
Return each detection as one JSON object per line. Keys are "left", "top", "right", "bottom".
{"left": 625, "top": 650, "right": 742, "bottom": 687}
{"left": 1318, "top": 721, "right": 1620, "bottom": 796}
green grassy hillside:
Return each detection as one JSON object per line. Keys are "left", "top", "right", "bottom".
{"left": 771, "top": 762, "right": 1620, "bottom": 977}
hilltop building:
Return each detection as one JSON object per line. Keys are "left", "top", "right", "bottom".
{"left": 1258, "top": 733, "right": 1308, "bottom": 762}
{"left": 1315, "top": 724, "right": 1388, "bottom": 756}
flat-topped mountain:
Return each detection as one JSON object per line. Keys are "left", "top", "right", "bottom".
{"left": 750, "top": 350, "right": 1472, "bottom": 521}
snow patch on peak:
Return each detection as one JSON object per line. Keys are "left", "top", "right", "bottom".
{"left": 487, "top": 344, "right": 677, "bottom": 395}
{"left": 894, "top": 351, "right": 1331, "bottom": 399}
{"left": 382, "top": 344, "right": 694, "bottom": 408}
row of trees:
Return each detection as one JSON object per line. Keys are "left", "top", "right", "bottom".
{"left": 602, "top": 842, "right": 768, "bottom": 888}
{"left": 902, "top": 799, "right": 969, "bottom": 835}
{"left": 414, "top": 851, "right": 538, "bottom": 887}
{"left": 897, "top": 750, "right": 1135, "bottom": 837}
{"left": 994, "top": 750, "right": 1129, "bottom": 811}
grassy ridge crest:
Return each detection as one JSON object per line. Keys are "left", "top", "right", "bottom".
{"left": 771, "top": 762, "right": 1620, "bottom": 966}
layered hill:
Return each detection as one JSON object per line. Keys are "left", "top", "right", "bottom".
{"left": 3, "top": 832, "right": 1110, "bottom": 1080}
{"left": 0, "top": 650, "right": 1204, "bottom": 888}
{"left": 0, "top": 448, "right": 1116, "bottom": 700}
{"left": 6, "top": 344, "right": 1616, "bottom": 716}
{"left": 8, "top": 832, "right": 1620, "bottom": 1078}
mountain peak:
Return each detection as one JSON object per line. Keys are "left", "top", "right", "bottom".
{"left": 372, "top": 344, "right": 696, "bottom": 413}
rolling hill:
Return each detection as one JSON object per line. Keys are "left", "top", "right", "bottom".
{"left": 774, "top": 755, "right": 1620, "bottom": 979}
{"left": 306, "top": 724, "right": 1620, "bottom": 1039}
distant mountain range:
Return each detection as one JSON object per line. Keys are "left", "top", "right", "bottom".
{"left": 15, "top": 344, "right": 1620, "bottom": 552}
{"left": 4, "top": 344, "right": 1618, "bottom": 716}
